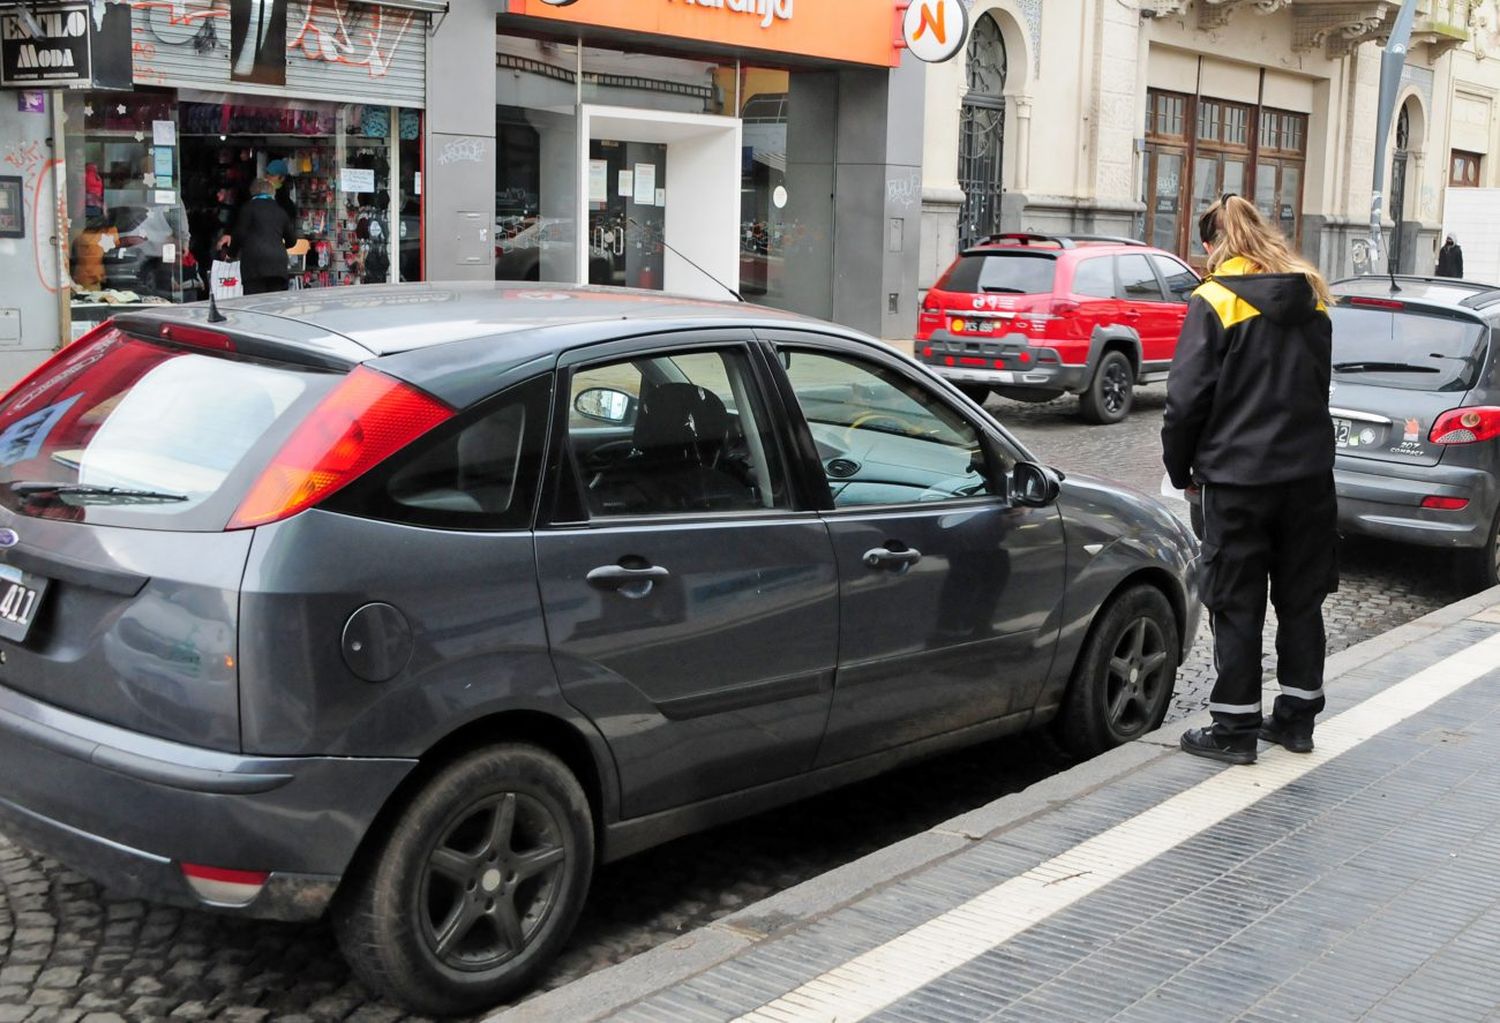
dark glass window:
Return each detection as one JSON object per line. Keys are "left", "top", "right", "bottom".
{"left": 1116, "top": 254, "right": 1165, "bottom": 302}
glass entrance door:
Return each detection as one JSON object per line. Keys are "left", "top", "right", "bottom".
{"left": 588, "top": 139, "right": 667, "bottom": 290}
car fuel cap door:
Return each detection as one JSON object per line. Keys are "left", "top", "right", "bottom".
{"left": 342, "top": 603, "right": 413, "bottom": 683}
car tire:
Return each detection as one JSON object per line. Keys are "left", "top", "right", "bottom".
{"left": 956, "top": 383, "right": 992, "bottom": 405}
{"left": 1057, "top": 585, "right": 1179, "bottom": 758}
{"left": 1078, "top": 350, "right": 1135, "bottom": 425}
{"left": 1462, "top": 509, "right": 1500, "bottom": 592}
{"left": 334, "top": 744, "right": 594, "bottom": 1017}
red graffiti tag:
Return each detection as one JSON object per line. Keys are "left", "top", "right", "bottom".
{"left": 3, "top": 143, "right": 66, "bottom": 294}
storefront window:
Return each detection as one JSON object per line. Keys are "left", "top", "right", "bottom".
{"left": 63, "top": 89, "right": 422, "bottom": 323}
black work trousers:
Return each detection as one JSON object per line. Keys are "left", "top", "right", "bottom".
{"left": 1199, "top": 473, "right": 1338, "bottom": 739}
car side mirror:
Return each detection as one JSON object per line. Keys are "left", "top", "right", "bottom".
{"left": 1010, "top": 460, "right": 1062, "bottom": 508}
{"left": 574, "top": 387, "right": 634, "bottom": 425}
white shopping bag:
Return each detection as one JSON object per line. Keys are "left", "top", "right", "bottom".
{"left": 210, "top": 258, "right": 243, "bottom": 300}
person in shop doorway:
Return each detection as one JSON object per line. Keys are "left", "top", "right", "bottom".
{"left": 265, "top": 158, "right": 299, "bottom": 226}
{"left": 1162, "top": 193, "right": 1338, "bottom": 767}
{"left": 1437, "top": 234, "right": 1464, "bottom": 279}
{"left": 221, "top": 177, "right": 297, "bottom": 295}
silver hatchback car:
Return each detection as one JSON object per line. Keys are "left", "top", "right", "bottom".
{"left": 0, "top": 284, "right": 1198, "bottom": 1014}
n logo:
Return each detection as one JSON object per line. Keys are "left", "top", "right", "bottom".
{"left": 913, "top": 1, "right": 947, "bottom": 44}
{"left": 903, "top": 0, "right": 967, "bottom": 63}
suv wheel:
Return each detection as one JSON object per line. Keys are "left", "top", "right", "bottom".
{"left": 335, "top": 744, "right": 594, "bottom": 1016}
{"left": 1057, "top": 585, "right": 1179, "bottom": 757}
{"left": 1079, "top": 350, "right": 1135, "bottom": 425}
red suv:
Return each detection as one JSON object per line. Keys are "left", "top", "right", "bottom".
{"left": 917, "top": 234, "right": 1200, "bottom": 424}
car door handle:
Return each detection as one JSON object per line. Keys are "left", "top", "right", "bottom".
{"left": 1123, "top": 309, "right": 1141, "bottom": 319}
{"left": 586, "top": 564, "right": 671, "bottom": 590}
{"left": 863, "top": 546, "right": 922, "bottom": 570}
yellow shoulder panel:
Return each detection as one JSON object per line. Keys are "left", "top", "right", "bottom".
{"left": 1192, "top": 279, "right": 1261, "bottom": 329}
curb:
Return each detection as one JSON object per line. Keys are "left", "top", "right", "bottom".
{"left": 486, "top": 583, "right": 1500, "bottom": 1023}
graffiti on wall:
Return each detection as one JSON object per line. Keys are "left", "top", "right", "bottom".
{"left": 2, "top": 140, "right": 65, "bottom": 293}
{"left": 128, "top": 0, "right": 413, "bottom": 84}
{"left": 291, "top": 1, "right": 416, "bottom": 79}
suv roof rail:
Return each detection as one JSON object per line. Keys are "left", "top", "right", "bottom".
{"left": 979, "top": 232, "right": 1148, "bottom": 249}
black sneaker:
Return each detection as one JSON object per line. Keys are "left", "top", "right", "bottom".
{"left": 1180, "top": 726, "right": 1257, "bottom": 765}
{"left": 1259, "top": 718, "right": 1314, "bottom": 754}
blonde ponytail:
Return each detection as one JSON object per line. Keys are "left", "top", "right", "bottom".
{"left": 1200, "top": 194, "right": 1334, "bottom": 308}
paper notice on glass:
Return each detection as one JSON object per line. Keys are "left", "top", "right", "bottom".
{"left": 341, "top": 167, "right": 376, "bottom": 193}
{"left": 153, "top": 190, "right": 176, "bottom": 206}
{"left": 414, "top": 171, "right": 422, "bottom": 196}
{"left": 655, "top": 188, "right": 666, "bottom": 207}
{"left": 152, "top": 119, "right": 176, "bottom": 146}
{"left": 588, "top": 160, "right": 609, "bottom": 204}
{"left": 633, "top": 164, "right": 657, "bottom": 205}
{"left": 617, "top": 170, "right": 633, "bottom": 198}
{"left": 162, "top": 243, "right": 177, "bottom": 263}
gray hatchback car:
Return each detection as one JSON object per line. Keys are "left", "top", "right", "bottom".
{"left": 0, "top": 284, "right": 1198, "bottom": 1014}
{"left": 1328, "top": 275, "right": 1500, "bottom": 588}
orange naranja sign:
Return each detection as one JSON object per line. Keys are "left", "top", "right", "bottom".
{"left": 505, "top": 0, "right": 903, "bottom": 68}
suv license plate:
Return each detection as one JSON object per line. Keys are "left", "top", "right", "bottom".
{"left": 0, "top": 564, "right": 47, "bottom": 642}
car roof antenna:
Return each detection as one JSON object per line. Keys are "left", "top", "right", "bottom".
{"left": 627, "top": 217, "right": 745, "bottom": 303}
{"left": 206, "top": 287, "right": 228, "bottom": 324}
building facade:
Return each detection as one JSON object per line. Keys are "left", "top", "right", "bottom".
{"left": 425, "top": 0, "right": 926, "bottom": 342}
{"left": 920, "top": 0, "right": 1490, "bottom": 291}
{"left": 0, "top": 0, "right": 436, "bottom": 383}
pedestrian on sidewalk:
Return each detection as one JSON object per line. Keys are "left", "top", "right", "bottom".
{"left": 1437, "top": 234, "right": 1464, "bottom": 279}
{"left": 1162, "top": 193, "right": 1338, "bottom": 766}
{"left": 220, "top": 177, "right": 298, "bottom": 295}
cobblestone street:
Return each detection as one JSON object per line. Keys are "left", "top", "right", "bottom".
{"left": 0, "top": 386, "right": 1474, "bottom": 1023}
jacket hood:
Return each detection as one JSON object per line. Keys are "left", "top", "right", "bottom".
{"left": 1212, "top": 257, "right": 1321, "bottom": 326}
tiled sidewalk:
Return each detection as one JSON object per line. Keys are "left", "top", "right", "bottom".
{"left": 494, "top": 590, "right": 1500, "bottom": 1023}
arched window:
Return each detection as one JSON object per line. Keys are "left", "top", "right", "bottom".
{"left": 958, "top": 13, "right": 1008, "bottom": 250}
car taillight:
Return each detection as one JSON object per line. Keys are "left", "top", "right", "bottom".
{"left": 229, "top": 366, "right": 453, "bottom": 529}
{"left": 1421, "top": 496, "right": 1470, "bottom": 510}
{"left": 1429, "top": 407, "right": 1500, "bottom": 445}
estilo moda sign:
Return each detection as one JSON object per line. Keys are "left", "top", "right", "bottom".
{"left": 0, "top": 2, "right": 92, "bottom": 88}
{"left": 510, "top": 0, "right": 900, "bottom": 67}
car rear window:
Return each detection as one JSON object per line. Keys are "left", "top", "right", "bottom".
{"left": 0, "top": 327, "right": 337, "bottom": 530}
{"left": 1329, "top": 307, "right": 1489, "bottom": 393}
{"left": 936, "top": 253, "right": 1057, "bottom": 296}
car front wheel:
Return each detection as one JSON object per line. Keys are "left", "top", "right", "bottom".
{"left": 1463, "top": 509, "right": 1500, "bottom": 592}
{"left": 1079, "top": 350, "right": 1135, "bottom": 425}
{"left": 1057, "top": 585, "right": 1179, "bottom": 757}
{"left": 335, "top": 744, "right": 594, "bottom": 1016}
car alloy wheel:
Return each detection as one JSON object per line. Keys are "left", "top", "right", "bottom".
{"left": 419, "top": 791, "right": 568, "bottom": 971}
{"left": 1058, "top": 584, "right": 1179, "bottom": 756}
{"left": 1079, "top": 350, "right": 1135, "bottom": 425}
{"left": 334, "top": 744, "right": 593, "bottom": 1016}
{"left": 1104, "top": 618, "right": 1170, "bottom": 736}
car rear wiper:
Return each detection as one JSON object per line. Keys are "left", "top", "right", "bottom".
{"left": 9, "top": 481, "right": 188, "bottom": 505}
{"left": 1331, "top": 361, "right": 1440, "bottom": 374}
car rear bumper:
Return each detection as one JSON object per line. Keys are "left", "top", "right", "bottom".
{"left": 918, "top": 331, "right": 1088, "bottom": 393}
{"left": 0, "top": 682, "right": 416, "bottom": 921}
{"left": 1334, "top": 458, "right": 1498, "bottom": 549}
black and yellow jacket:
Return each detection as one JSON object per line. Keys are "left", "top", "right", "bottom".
{"left": 1161, "top": 256, "right": 1333, "bottom": 490}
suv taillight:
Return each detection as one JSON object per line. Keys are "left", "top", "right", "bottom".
{"left": 229, "top": 367, "right": 453, "bottom": 529}
{"left": 1429, "top": 407, "right": 1500, "bottom": 446}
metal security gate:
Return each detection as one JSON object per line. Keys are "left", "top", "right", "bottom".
{"left": 957, "top": 13, "right": 1007, "bottom": 250}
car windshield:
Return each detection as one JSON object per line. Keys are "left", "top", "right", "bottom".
{"left": 1329, "top": 307, "right": 1488, "bottom": 393}
{"left": 0, "top": 327, "right": 334, "bottom": 529}
{"left": 937, "top": 253, "right": 1056, "bottom": 295}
